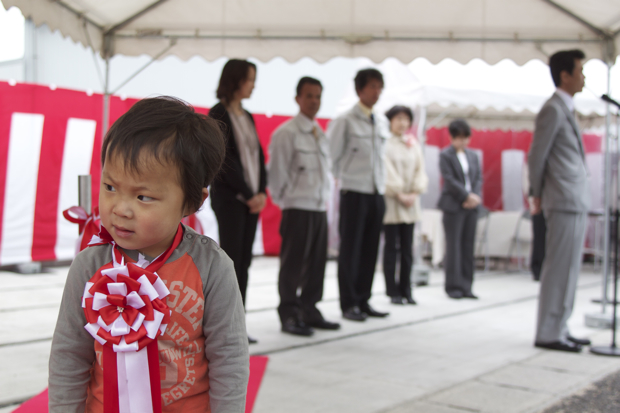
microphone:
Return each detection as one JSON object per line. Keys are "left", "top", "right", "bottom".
{"left": 602, "top": 94, "right": 620, "bottom": 109}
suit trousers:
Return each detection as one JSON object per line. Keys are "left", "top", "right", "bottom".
{"left": 383, "top": 223, "right": 414, "bottom": 298}
{"left": 278, "top": 209, "right": 328, "bottom": 324}
{"left": 535, "top": 210, "right": 587, "bottom": 344}
{"left": 212, "top": 198, "right": 258, "bottom": 308}
{"left": 531, "top": 213, "right": 547, "bottom": 281}
{"left": 338, "top": 190, "right": 386, "bottom": 311}
{"left": 442, "top": 208, "right": 478, "bottom": 295}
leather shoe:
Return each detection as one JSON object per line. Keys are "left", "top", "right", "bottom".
{"left": 281, "top": 318, "right": 314, "bottom": 336}
{"left": 535, "top": 340, "right": 582, "bottom": 353}
{"left": 447, "top": 290, "right": 463, "bottom": 299}
{"left": 390, "top": 296, "right": 404, "bottom": 305}
{"left": 567, "top": 335, "right": 591, "bottom": 346}
{"left": 361, "top": 304, "right": 389, "bottom": 318}
{"left": 306, "top": 319, "right": 341, "bottom": 330}
{"left": 463, "top": 292, "right": 478, "bottom": 299}
{"left": 343, "top": 306, "right": 368, "bottom": 322}
{"left": 404, "top": 293, "right": 417, "bottom": 305}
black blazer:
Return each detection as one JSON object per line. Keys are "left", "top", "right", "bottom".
{"left": 208, "top": 102, "right": 267, "bottom": 206}
{"left": 437, "top": 146, "right": 482, "bottom": 213}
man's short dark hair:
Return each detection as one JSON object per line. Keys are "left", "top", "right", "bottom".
{"left": 385, "top": 105, "right": 414, "bottom": 123}
{"left": 448, "top": 119, "right": 471, "bottom": 138}
{"left": 354, "top": 68, "right": 384, "bottom": 92}
{"left": 549, "top": 49, "right": 585, "bottom": 87}
{"left": 296, "top": 76, "right": 322, "bottom": 96}
{"left": 101, "top": 96, "right": 226, "bottom": 213}
{"left": 216, "top": 59, "right": 257, "bottom": 104}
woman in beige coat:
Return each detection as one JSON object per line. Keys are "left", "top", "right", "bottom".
{"left": 383, "top": 106, "right": 428, "bottom": 305}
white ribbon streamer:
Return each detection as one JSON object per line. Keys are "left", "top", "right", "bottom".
{"left": 117, "top": 348, "right": 154, "bottom": 413}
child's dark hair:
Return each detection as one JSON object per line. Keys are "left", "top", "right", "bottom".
{"left": 448, "top": 119, "right": 471, "bottom": 138}
{"left": 101, "top": 96, "right": 226, "bottom": 213}
{"left": 385, "top": 105, "right": 414, "bottom": 123}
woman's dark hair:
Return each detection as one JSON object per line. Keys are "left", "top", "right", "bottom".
{"left": 102, "top": 96, "right": 226, "bottom": 213}
{"left": 354, "top": 68, "right": 384, "bottom": 92}
{"left": 385, "top": 105, "right": 414, "bottom": 123}
{"left": 296, "top": 76, "right": 322, "bottom": 96}
{"left": 216, "top": 59, "right": 257, "bottom": 104}
{"left": 549, "top": 49, "right": 585, "bottom": 87}
{"left": 448, "top": 119, "right": 471, "bottom": 138}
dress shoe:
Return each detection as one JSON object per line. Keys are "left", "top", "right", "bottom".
{"left": 447, "top": 290, "right": 463, "bottom": 299}
{"left": 281, "top": 318, "right": 314, "bottom": 336}
{"left": 390, "top": 296, "right": 404, "bottom": 305}
{"left": 567, "top": 335, "right": 591, "bottom": 346}
{"left": 361, "top": 304, "right": 389, "bottom": 318}
{"left": 306, "top": 319, "right": 341, "bottom": 330}
{"left": 403, "top": 292, "right": 417, "bottom": 305}
{"left": 534, "top": 340, "right": 582, "bottom": 353}
{"left": 462, "top": 292, "right": 478, "bottom": 299}
{"left": 248, "top": 335, "right": 258, "bottom": 344}
{"left": 343, "top": 306, "right": 368, "bottom": 322}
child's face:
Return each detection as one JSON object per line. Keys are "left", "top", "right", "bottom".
{"left": 100, "top": 152, "right": 188, "bottom": 258}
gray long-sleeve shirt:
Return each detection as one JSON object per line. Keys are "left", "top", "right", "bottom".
{"left": 268, "top": 113, "right": 331, "bottom": 211}
{"left": 327, "top": 104, "right": 388, "bottom": 194}
{"left": 48, "top": 225, "right": 249, "bottom": 413}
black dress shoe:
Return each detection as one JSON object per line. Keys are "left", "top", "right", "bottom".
{"left": 535, "top": 340, "right": 582, "bottom": 353}
{"left": 403, "top": 293, "right": 417, "bottom": 305}
{"left": 281, "top": 318, "right": 314, "bottom": 336}
{"left": 390, "top": 296, "right": 404, "bottom": 305}
{"left": 404, "top": 296, "right": 417, "bottom": 305}
{"left": 361, "top": 304, "right": 389, "bottom": 318}
{"left": 343, "top": 306, "right": 368, "bottom": 322}
{"left": 447, "top": 290, "right": 463, "bottom": 299}
{"left": 248, "top": 335, "right": 258, "bottom": 344}
{"left": 305, "top": 319, "right": 341, "bottom": 330}
{"left": 462, "top": 292, "right": 478, "bottom": 299}
{"left": 567, "top": 335, "right": 591, "bottom": 346}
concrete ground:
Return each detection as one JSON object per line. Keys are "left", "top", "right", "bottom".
{"left": 1, "top": 257, "right": 619, "bottom": 413}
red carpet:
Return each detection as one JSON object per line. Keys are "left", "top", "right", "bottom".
{"left": 12, "top": 355, "right": 269, "bottom": 413}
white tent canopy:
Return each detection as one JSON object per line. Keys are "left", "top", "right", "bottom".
{"left": 4, "top": 0, "right": 620, "bottom": 64}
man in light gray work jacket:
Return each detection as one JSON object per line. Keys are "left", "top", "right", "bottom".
{"left": 528, "top": 49, "right": 591, "bottom": 353}
{"left": 268, "top": 77, "right": 341, "bottom": 336}
{"left": 328, "top": 68, "right": 390, "bottom": 322}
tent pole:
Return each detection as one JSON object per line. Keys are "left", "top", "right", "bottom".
{"left": 601, "top": 61, "right": 613, "bottom": 314}
{"left": 102, "top": 56, "right": 110, "bottom": 139}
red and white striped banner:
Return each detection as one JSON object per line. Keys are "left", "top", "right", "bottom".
{"left": 0, "top": 81, "right": 603, "bottom": 266}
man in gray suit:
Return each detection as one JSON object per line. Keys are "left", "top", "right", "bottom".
{"left": 528, "top": 49, "right": 590, "bottom": 353}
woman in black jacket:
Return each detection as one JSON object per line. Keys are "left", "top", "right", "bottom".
{"left": 209, "top": 60, "right": 267, "bottom": 343}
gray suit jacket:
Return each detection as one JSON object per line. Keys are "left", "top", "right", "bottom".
{"left": 528, "top": 93, "right": 590, "bottom": 213}
{"left": 437, "top": 146, "right": 482, "bottom": 213}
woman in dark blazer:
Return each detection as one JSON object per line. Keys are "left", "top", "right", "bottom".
{"left": 209, "top": 60, "right": 267, "bottom": 343}
{"left": 437, "top": 119, "right": 482, "bottom": 300}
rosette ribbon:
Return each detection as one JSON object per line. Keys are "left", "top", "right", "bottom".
{"left": 63, "top": 206, "right": 101, "bottom": 253}
{"left": 82, "top": 224, "right": 184, "bottom": 413}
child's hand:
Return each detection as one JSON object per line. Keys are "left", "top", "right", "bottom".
{"left": 247, "top": 193, "right": 267, "bottom": 214}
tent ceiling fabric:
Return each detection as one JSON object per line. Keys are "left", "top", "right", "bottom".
{"left": 3, "top": 0, "right": 620, "bottom": 64}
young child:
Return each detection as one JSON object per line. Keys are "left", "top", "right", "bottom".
{"left": 48, "top": 97, "right": 249, "bottom": 412}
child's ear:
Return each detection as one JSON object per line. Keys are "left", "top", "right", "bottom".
{"left": 183, "top": 188, "right": 209, "bottom": 217}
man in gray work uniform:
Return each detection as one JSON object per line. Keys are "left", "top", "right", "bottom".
{"left": 328, "top": 68, "right": 390, "bottom": 322}
{"left": 268, "top": 77, "right": 341, "bottom": 336}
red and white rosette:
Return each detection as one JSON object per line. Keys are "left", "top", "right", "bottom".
{"left": 63, "top": 206, "right": 101, "bottom": 253}
{"left": 82, "top": 224, "right": 183, "bottom": 413}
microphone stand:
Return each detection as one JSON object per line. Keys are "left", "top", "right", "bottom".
{"left": 591, "top": 94, "right": 620, "bottom": 357}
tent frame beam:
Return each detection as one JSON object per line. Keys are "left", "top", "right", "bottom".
{"left": 104, "top": 0, "right": 170, "bottom": 36}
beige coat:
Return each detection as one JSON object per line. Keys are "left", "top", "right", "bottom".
{"left": 383, "top": 135, "right": 428, "bottom": 224}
